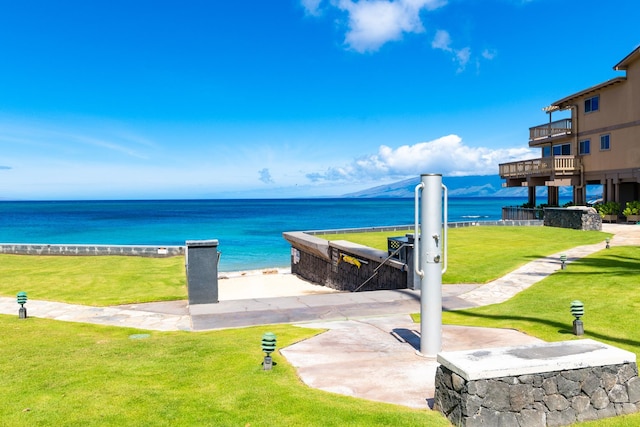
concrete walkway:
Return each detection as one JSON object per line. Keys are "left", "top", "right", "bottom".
{"left": 0, "top": 223, "right": 638, "bottom": 409}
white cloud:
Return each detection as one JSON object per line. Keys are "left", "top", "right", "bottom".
{"left": 306, "top": 135, "right": 536, "bottom": 182}
{"left": 335, "top": 0, "right": 447, "bottom": 52}
{"left": 482, "top": 48, "right": 497, "bottom": 60}
{"left": 431, "top": 32, "right": 496, "bottom": 73}
{"left": 432, "top": 30, "right": 474, "bottom": 72}
{"left": 301, "top": 0, "right": 323, "bottom": 16}
{"left": 258, "top": 168, "right": 275, "bottom": 184}
{"left": 431, "top": 29, "right": 452, "bottom": 51}
{"left": 455, "top": 47, "right": 471, "bottom": 72}
{"left": 304, "top": 0, "right": 497, "bottom": 74}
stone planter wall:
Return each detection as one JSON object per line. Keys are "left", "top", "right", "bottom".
{"left": 434, "top": 340, "right": 639, "bottom": 427}
{"left": 543, "top": 208, "right": 602, "bottom": 231}
{"left": 435, "top": 363, "right": 640, "bottom": 427}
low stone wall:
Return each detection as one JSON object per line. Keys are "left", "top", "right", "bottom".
{"left": 434, "top": 340, "right": 639, "bottom": 427}
{"left": 283, "top": 231, "right": 407, "bottom": 292}
{"left": 544, "top": 207, "right": 602, "bottom": 231}
{"left": 0, "top": 243, "right": 184, "bottom": 258}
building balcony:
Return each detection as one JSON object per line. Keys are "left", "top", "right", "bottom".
{"left": 529, "top": 118, "right": 573, "bottom": 142}
{"left": 499, "top": 155, "right": 581, "bottom": 179}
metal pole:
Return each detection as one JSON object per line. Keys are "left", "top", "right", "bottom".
{"left": 415, "top": 174, "right": 443, "bottom": 357}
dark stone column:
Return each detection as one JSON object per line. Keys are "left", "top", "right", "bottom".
{"left": 548, "top": 186, "right": 559, "bottom": 206}
{"left": 528, "top": 186, "right": 536, "bottom": 207}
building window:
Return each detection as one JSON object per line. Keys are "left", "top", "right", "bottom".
{"left": 600, "top": 134, "right": 610, "bottom": 150}
{"left": 552, "top": 143, "right": 571, "bottom": 156}
{"left": 542, "top": 146, "right": 551, "bottom": 157}
{"left": 579, "top": 139, "right": 590, "bottom": 155}
{"left": 585, "top": 95, "right": 599, "bottom": 113}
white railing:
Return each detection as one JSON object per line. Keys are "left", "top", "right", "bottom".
{"left": 529, "top": 119, "right": 572, "bottom": 141}
{"left": 499, "top": 156, "right": 580, "bottom": 178}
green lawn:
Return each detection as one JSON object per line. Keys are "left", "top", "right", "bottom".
{"left": 0, "top": 227, "right": 609, "bottom": 306}
{"left": 0, "top": 317, "right": 444, "bottom": 426}
{"left": 0, "top": 228, "right": 638, "bottom": 426}
{"left": 439, "top": 245, "right": 640, "bottom": 354}
{"left": 321, "top": 226, "right": 610, "bottom": 284}
{"left": 0, "top": 254, "right": 187, "bottom": 306}
{"left": 431, "top": 245, "right": 640, "bottom": 426}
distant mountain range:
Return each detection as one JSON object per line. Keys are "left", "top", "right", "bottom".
{"left": 342, "top": 175, "right": 573, "bottom": 198}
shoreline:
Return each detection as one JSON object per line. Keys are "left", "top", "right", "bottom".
{"left": 218, "top": 266, "right": 291, "bottom": 279}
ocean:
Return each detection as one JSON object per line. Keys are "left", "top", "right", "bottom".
{"left": 0, "top": 197, "right": 549, "bottom": 272}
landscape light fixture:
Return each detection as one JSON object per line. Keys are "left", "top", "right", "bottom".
{"left": 261, "top": 332, "right": 277, "bottom": 371}
{"left": 560, "top": 254, "right": 567, "bottom": 269}
{"left": 570, "top": 300, "right": 584, "bottom": 335}
{"left": 17, "top": 291, "right": 27, "bottom": 319}
{"left": 605, "top": 238, "right": 610, "bottom": 249}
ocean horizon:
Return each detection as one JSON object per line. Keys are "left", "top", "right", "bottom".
{"left": 0, "top": 197, "right": 566, "bottom": 272}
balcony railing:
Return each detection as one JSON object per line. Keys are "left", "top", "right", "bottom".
{"left": 529, "top": 118, "right": 572, "bottom": 141}
{"left": 499, "top": 155, "right": 580, "bottom": 178}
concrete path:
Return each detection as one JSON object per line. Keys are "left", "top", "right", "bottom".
{"left": 0, "top": 223, "right": 638, "bottom": 410}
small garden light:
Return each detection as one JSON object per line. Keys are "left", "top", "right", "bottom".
{"left": 605, "top": 238, "right": 610, "bottom": 249}
{"left": 17, "top": 291, "right": 27, "bottom": 319}
{"left": 570, "top": 300, "right": 584, "bottom": 336}
{"left": 261, "top": 332, "right": 277, "bottom": 370}
{"left": 560, "top": 254, "right": 567, "bottom": 270}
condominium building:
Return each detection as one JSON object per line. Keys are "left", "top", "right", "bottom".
{"left": 499, "top": 45, "right": 640, "bottom": 207}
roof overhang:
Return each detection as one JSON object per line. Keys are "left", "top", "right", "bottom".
{"left": 549, "top": 77, "right": 626, "bottom": 109}
{"left": 614, "top": 45, "right": 640, "bottom": 70}
{"left": 541, "top": 45, "right": 638, "bottom": 113}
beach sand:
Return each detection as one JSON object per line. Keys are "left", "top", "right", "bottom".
{"left": 217, "top": 268, "right": 339, "bottom": 300}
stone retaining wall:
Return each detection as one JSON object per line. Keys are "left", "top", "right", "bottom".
{"left": 0, "top": 243, "right": 184, "bottom": 258}
{"left": 543, "top": 207, "right": 602, "bottom": 231}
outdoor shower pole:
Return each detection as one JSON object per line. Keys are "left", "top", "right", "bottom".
{"left": 414, "top": 174, "right": 447, "bottom": 357}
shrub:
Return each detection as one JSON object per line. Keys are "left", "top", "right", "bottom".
{"left": 622, "top": 200, "right": 640, "bottom": 217}
{"left": 594, "top": 201, "right": 620, "bottom": 218}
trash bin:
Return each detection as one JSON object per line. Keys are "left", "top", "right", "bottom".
{"left": 185, "top": 239, "right": 220, "bottom": 304}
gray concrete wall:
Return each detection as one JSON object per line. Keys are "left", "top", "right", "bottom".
{"left": 0, "top": 243, "right": 184, "bottom": 257}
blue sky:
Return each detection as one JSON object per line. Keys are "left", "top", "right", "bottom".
{"left": 1, "top": 0, "right": 639, "bottom": 200}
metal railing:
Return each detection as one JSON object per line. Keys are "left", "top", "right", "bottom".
{"left": 529, "top": 118, "right": 572, "bottom": 140}
{"left": 499, "top": 156, "right": 580, "bottom": 178}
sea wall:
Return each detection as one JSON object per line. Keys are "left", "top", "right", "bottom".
{"left": 287, "top": 220, "right": 543, "bottom": 291}
{"left": 0, "top": 243, "right": 184, "bottom": 258}
{"left": 303, "top": 220, "right": 543, "bottom": 236}
{"left": 283, "top": 231, "right": 407, "bottom": 292}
